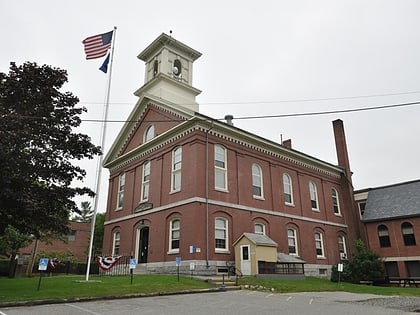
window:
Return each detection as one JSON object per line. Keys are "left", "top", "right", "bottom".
{"left": 117, "top": 173, "right": 125, "bottom": 209}
{"left": 173, "top": 59, "right": 182, "bottom": 77}
{"left": 252, "top": 164, "right": 263, "bottom": 198}
{"left": 215, "top": 218, "right": 228, "bottom": 251}
{"left": 254, "top": 223, "right": 265, "bottom": 235}
{"left": 309, "top": 181, "right": 319, "bottom": 210}
{"left": 68, "top": 230, "right": 76, "bottom": 242}
{"left": 153, "top": 60, "right": 158, "bottom": 76}
{"left": 283, "top": 173, "right": 293, "bottom": 205}
{"left": 214, "top": 145, "right": 227, "bottom": 190}
{"left": 314, "top": 232, "right": 325, "bottom": 258}
{"left": 338, "top": 235, "right": 347, "bottom": 259}
{"left": 141, "top": 161, "right": 150, "bottom": 201}
{"left": 171, "top": 146, "right": 182, "bottom": 191}
{"left": 169, "top": 219, "right": 180, "bottom": 252}
{"left": 402, "top": 222, "right": 416, "bottom": 246}
{"left": 332, "top": 188, "right": 341, "bottom": 215}
{"left": 112, "top": 231, "right": 120, "bottom": 256}
{"left": 144, "top": 125, "right": 155, "bottom": 142}
{"left": 288, "top": 228, "right": 298, "bottom": 255}
{"left": 378, "top": 225, "right": 391, "bottom": 247}
{"left": 358, "top": 202, "right": 366, "bottom": 217}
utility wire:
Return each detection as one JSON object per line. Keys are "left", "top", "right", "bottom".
{"left": 79, "top": 100, "right": 420, "bottom": 123}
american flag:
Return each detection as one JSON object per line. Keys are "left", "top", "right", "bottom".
{"left": 82, "top": 30, "right": 113, "bottom": 60}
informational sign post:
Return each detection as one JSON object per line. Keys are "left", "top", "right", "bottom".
{"left": 176, "top": 257, "right": 181, "bottom": 282}
{"left": 129, "top": 258, "right": 137, "bottom": 285}
{"left": 37, "top": 258, "right": 49, "bottom": 291}
{"left": 337, "top": 263, "right": 344, "bottom": 284}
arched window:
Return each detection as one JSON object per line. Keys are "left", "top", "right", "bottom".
{"left": 144, "top": 125, "right": 155, "bottom": 142}
{"left": 252, "top": 163, "right": 263, "bottom": 198}
{"left": 173, "top": 59, "right": 182, "bottom": 77}
{"left": 169, "top": 219, "right": 180, "bottom": 252}
{"left": 287, "top": 228, "right": 298, "bottom": 255}
{"left": 153, "top": 60, "right": 159, "bottom": 76}
{"left": 314, "top": 231, "right": 325, "bottom": 258}
{"left": 378, "top": 224, "right": 391, "bottom": 247}
{"left": 117, "top": 173, "right": 125, "bottom": 209}
{"left": 254, "top": 223, "right": 265, "bottom": 235}
{"left": 283, "top": 173, "right": 293, "bottom": 205}
{"left": 338, "top": 235, "right": 347, "bottom": 260}
{"left": 171, "top": 146, "right": 182, "bottom": 191}
{"left": 112, "top": 231, "right": 120, "bottom": 256}
{"left": 214, "top": 145, "right": 227, "bottom": 190}
{"left": 215, "top": 218, "right": 228, "bottom": 251}
{"left": 402, "top": 222, "right": 416, "bottom": 246}
{"left": 332, "top": 188, "right": 341, "bottom": 215}
{"left": 141, "top": 161, "right": 150, "bottom": 201}
{"left": 309, "top": 181, "right": 319, "bottom": 210}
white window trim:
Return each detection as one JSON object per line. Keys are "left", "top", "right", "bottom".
{"left": 112, "top": 231, "right": 121, "bottom": 256}
{"left": 116, "top": 173, "right": 125, "bottom": 210}
{"left": 254, "top": 223, "right": 266, "bottom": 235}
{"left": 141, "top": 161, "right": 150, "bottom": 202}
{"left": 287, "top": 228, "right": 298, "bottom": 256}
{"left": 144, "top": 125, "right": 155, "bottom": 142}
{"left": 171, "top": 146, "right": 182, "bottom": 193}
{"left": 283, "top": 173, "right": 294, "bottom": 206}
{"left": 252, "top": 163, "right": 264, "bottom": 199}
{"left": 332, "top": 188, "right": 341, "bottom": 216}
{"left": 309, "top": 181, "right": 319, "bottom": 211}
{"left": 338, "top": 235, "right": 347, "bottom": 259}
{"left": 214, "top": 145, "right": 228, "bottom": 191}
{"left": 215, "top": 217, "right": 229, "bottom": 253}
{"left": 315, "top": 231, "right": 325, "bottom": 258}
{"left": 168, "top": 219, "right": 180, "bottom": 254}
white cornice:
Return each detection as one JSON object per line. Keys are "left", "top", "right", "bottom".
{"left": 104, "top": 197, "right": 348, "bottom": 229}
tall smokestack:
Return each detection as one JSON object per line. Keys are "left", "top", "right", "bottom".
{"left": 333, "top": 119, "right": 352, "bottom": 183}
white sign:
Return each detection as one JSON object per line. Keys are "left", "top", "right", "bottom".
{"left": 129, "top": 258, "right": 137, "bottom": 270}
{"left": 38, "top": 258, "right": 49, "bottom": 271}
{"left": 338, "top": 263, "right": 344, "bottom": 272}
{"left": 190, "top": 262, "right": 195, "bottom": 271}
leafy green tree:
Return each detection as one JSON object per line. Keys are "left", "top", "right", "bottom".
{"left": 0, "top": 225, "right": 31, "bottom": 277}
{"left": 0, "top": 62, "right": 101, "bottom": 239}
{"left": 93, "top": 213, "right": 105, "bottom": 256}
{"left": 74, "top": 201, "right": 94, "bottom": 223}
{"left": 331, "top": 239, "right": 384, "bottom": 283}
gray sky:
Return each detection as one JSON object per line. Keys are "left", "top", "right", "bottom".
{"left": 2, "top": 1, "right": 420, "bottom": 213}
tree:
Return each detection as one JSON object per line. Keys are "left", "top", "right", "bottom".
{"left": 0, "top": 62, "right": 101, "bottom": 239}
{"left": 93, "top": 213, "right": 105, "bottom": 256}
{"left": 74, "top": 201, "right": 94, "bottom": 223}
{"left": 331, "top": 239, "right": 384, "bottom": 283}
{"left": 0, "top": 225, "right": 31, "bottom": 277}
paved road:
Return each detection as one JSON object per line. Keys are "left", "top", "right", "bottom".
{"left": 0, "top": 290, "right": 418, "bottom": 315}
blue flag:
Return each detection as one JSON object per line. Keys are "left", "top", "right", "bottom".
{"left": 99, "top": 53, "right": 110, "bottom": 73}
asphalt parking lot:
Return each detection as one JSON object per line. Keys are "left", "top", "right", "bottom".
{"left": 1, "top": 290, "right": 418, "bottom": 315}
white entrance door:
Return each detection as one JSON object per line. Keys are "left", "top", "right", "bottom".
{"left": 240, "top": 245, "right": 251, "bottom": 276}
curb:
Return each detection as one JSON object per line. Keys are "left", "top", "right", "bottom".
{"left": 0, "top": 287, "right": 226, "bottom": 308}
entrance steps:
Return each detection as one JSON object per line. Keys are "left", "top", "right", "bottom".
{"left": 205, "top": 276, "right": 241, "bottom": 290}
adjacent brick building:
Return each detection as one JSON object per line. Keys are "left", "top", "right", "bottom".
{"left": 101, "top": 33, "right": 362, "bottom": 277}
{"left": 355, "top": 180, "right": 420, "bottom": 278}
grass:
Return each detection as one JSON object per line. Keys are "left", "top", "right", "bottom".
{"left": 0, "top": 274, "right": 215, "bottom": 303}
{"left": 1, "top": 275, "right": 420, "bottom": 304}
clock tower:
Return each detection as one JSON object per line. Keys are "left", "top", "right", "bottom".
{"left": 135, "top": 33, "right": 202, "bottom": 113}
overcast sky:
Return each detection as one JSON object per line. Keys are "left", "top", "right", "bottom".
{"left": 2, "top": 1, "right": 420, "bottom": 213}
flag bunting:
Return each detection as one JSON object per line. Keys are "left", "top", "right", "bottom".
{"left": 97, "top": 255, "right": 122, "bottom": 271}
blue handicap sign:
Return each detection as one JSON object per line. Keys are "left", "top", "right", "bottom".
{"left": 129, "top": 258, "right": 137, "bottom": 269}
{"left": 38, "top": 258, "right": 49, "bottom": 271}
{"left": 176, "top": 257, "right": 181, "bottom": 266}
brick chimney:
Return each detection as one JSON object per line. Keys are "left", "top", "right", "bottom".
{"left": 282, "top": 139, "right": 292, "bottom": 148}
{"left": 333, "top": 119, "right": 352, "bottom": 183}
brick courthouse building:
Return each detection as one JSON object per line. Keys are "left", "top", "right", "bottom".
{"left": 102, "top": 33, "right": 362, "bottom": 276}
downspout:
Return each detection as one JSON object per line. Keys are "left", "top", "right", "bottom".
{"left": 205, "top": 121, "right": 214, "bottom": 268}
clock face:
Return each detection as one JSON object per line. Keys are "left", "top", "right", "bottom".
{"left": 173, "top": 59, "right": 182, "bottom": 76}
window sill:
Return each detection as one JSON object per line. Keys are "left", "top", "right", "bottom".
{"left": 253, "top": 196, "right": 265, "bottom": 201}
{"left": 316, "top": 256, "right": 326, "bottom": 260}
{"left": 169, "top": 189, "right": 181, "bottom": 195}
{"left": 285, "top": 202, "right": 295, "bottom": 207}
{"left": 115, "top": 207, "right": 122, "bottom": 211}
{"left": 167, "top": 249, "right": 180, "bottom": 255}
{"left": 215, "top": 188, "right": 229, "bottom": 193}
{"left": 215, "top": 249, "right": 230, "bottom": 254}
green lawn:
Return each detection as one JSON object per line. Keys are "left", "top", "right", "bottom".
{"left": 0, "top": 274, "right": 215, "bottom": 303}
{"left": 1, "top": 275, "right": 420, "bottom": 304}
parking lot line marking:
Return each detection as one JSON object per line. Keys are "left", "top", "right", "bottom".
{"left": 0, "top": 311, "right": 8, "bottom": 315}
{"left": 265, "top": 294, "right": 274, "bottom": 298}
{"left": 309, "top": 298, "right": 313, "bottom": 304}
{"left": 286, "top": 296, "right": 293, "bottom": 301}
{"left": 64, "top": 303, "right": 101, "bottom": 315}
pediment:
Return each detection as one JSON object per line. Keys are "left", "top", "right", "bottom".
{"left": 103, "top": 95, "right": 193, "bottom": 167}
